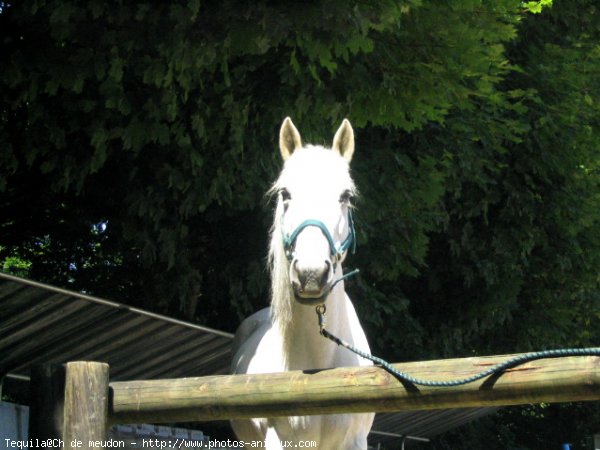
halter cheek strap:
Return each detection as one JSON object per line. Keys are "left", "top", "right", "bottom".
{"left": 282, "top": 209, "right": 356, "bottom": 262}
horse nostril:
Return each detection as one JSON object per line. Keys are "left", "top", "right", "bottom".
{"left": 290, "top": 259, "right": 332, "bottom": 295}
{"left": 321, "top": 260, "right": 333, "bottom": 286}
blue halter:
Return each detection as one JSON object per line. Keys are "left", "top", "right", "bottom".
{"left": 282, "top": 209, "right": 356, "bottom": 262}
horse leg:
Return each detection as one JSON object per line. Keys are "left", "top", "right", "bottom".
{"left": 348, "top": 436, "right": 369, "bottom": 450}
{"left": 342, "top": 411, "right": 373, "bottom": 450}
{"left": 265, "top": 426, "right": 284, "bottom": 450}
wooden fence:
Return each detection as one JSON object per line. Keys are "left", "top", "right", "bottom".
{"left": 28, "top": 353, "right": 600, "bottom": 449}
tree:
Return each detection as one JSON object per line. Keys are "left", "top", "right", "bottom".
{"left": 0, "top": 0, "right": 525, "bottom": 322}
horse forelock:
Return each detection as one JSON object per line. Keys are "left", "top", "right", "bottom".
{"left": 273, "top": 145, "right": 355, "bottom": 196}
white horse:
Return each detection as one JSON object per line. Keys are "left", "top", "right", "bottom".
{"left": 230, "top": 118, "right": 374, "bottom": 449}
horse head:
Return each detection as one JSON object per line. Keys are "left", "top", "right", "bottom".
{"left": 273, "top": 117, "right": 357, "bottom": 305}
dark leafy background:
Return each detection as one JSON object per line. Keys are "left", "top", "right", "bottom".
{"left": 1, "top": 1, "right": 599, "bottom": 448}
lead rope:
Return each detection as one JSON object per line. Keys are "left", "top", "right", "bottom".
{"left": 315, "top": 306, "right": 600, "bottom": 387}
{"left": 329, "top": 268, "right": 360, "bottom": 291}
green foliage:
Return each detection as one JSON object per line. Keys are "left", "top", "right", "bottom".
{"left": 1, "top": 0, "right": 600, "bottom": 447}
{"left": 523, "top": 0, "right": 554, "bottom": 14}
{"left": 0, "top": 0, "right": 529, "bottom": 318}
{"left": 1, "top": 247, "right": 31, "bottom": 277}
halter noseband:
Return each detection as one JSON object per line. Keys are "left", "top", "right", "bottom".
{"left": 282, "top": 209, "right": 356, "bottom": 263}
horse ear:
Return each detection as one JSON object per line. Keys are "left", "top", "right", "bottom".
{"left": 279, "top": 117, "right": 302, "bottom": 161}
{"left": 332, "top": 119, "right": 354, "bottom": 162}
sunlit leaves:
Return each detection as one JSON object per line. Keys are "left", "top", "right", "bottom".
{"left": 522, "top": 0, "right": 553, "bottom": 13}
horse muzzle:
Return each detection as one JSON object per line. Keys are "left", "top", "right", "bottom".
{"left": 290, "top": 258, "right": 334, "bottom": 304}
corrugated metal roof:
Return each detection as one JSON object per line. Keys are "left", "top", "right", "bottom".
{"left": 0, "top": 272, "right": 233, "bottom": 381}
{"left": 0, "top": 272, "right": 496, "bottom": 444}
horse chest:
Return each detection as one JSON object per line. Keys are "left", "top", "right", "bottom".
{"left": 270, "top": 413, "right": 364, "bottom": 447}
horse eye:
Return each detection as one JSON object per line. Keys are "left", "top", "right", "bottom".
{"left": 280, "top": 188, "right": 292, "bottom": 202}
{"left": 339, "top": 190, "right": 353, "bottom": 203}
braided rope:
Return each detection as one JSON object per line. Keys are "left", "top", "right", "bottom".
{"left": 316, "top": 306, "right": 600, "bottom": 387}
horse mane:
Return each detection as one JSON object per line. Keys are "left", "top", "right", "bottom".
{"left": 267, "top": 178, "right": 294, "bottom": 333}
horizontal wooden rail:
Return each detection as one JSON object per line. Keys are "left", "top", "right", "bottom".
{"left": 108, "top": 353, "right": 600, "bottom": 424}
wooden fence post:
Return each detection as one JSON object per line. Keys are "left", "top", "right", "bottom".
{"left": 28, "top": 362, "right": 110, "bottom": 450}
{"left": 62, "top": 361, "right": 110, "bottom": 450}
